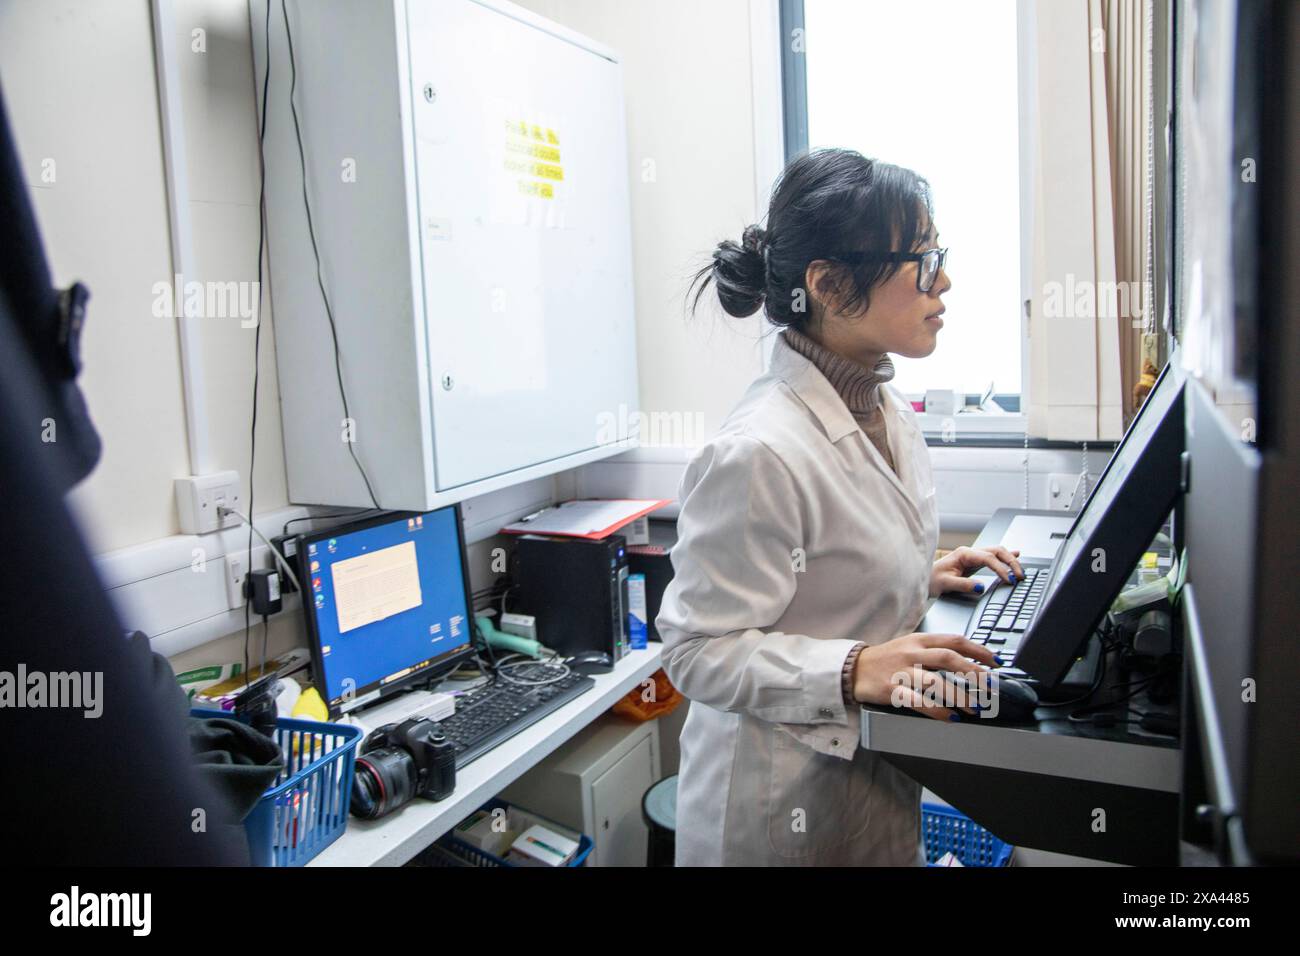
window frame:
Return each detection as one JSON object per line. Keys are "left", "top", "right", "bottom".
{"left": 778, "top": 0, "right": 1033, "bottom": 444}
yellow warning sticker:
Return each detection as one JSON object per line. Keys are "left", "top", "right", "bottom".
{"left": 504, "top": 117, "right": 564, "bottom": 198}
{"left": 488, "top": 103, "right": 567, "bottom": 228}
{"left": 503, "top": 158, "right": 565, "bottom": 181}
{"left": 517, "top": 180, "right": 554, "bottom": 199}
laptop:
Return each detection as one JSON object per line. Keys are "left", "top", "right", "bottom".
{"left": 960, "top": 360, "right": 1187, "bottom": 689}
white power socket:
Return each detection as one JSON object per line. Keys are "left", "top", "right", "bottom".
{"left": 224, "top": 552, "right": 248, "bottom": 610}
{"left": 175, "top": 471, "right": 242, "bottom": 534}
{"left": 1046, "top": 473, "right": 1086, "bottom": 511}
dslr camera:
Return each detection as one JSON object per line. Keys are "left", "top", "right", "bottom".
{"left": 350, "top": 716, "right": 456, "bottom": 819}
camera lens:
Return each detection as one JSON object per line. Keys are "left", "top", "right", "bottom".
{"left": 350, "top": 747, "right": 418, "bottom": 819}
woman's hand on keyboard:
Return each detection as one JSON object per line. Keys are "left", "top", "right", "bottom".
{"left": 930, "top": 546, "right": 1024, "bottom": 598}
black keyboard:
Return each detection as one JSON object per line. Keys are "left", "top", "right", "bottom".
{"left": 965, "top": 567, "right": 1046, "bottom": 673}
{"left": 436, "top": 665, "right": 594, "bottom": 769}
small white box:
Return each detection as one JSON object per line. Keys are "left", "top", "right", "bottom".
{"left": 500, "top": 612, "right": 537, "bottom": 641}
{"left": 627, "top": 574, "right": 648, "bottom": 650}
{"left": 454, "top": 811, "right": 517, "bottom": 858}
{"left": 507, "top": 825, "right": 579, "bottom": 867}
{"left": 924, "top": 389, "right": 962, "bottom": 417}
{"left": 622, "top": 515, "right": 650, "bottom": 546}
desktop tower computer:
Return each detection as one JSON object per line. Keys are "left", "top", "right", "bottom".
{"left": 514, "top": 534, "right": 630, "bottom": 663}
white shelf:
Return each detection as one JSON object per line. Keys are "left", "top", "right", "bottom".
{"left": 310, "top": 645, "right": 664, "bottom": 867}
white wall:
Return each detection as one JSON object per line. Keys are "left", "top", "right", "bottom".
{"left": 513, "top": 0, "right": 770, "bottom": 438}
{"left": 0, "top": 0, "right": 290, "bottom": 555}
{"left": 3, "top": 0, "right": 773, "bottom": 550}
{"left": 1, "top": 0, "right": 197, "bottom": 551}
{"left": 1, "top": 0, "right": 775, "bottom": 666}
{"left": 173, "top": 0, "right": 292, "bottom": 522}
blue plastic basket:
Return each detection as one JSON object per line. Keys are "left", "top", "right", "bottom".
{"left": 922, "top": 802, "right": 1014, "bottom": 867}
{"left": 191, "top": 709, "right": 360, "bottom": 867}
{"left": 429, "top": 799, "right": 593, "bottom": 868}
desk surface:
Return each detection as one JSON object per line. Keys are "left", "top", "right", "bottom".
{"left": 311, "top": 645, "right": 663, "bottom": 867}
{"left": 861, "top": 704, "right": 1179, "bottom": 792}
{"left": 862, "top": 506, "right": 1180, "bottom": 793}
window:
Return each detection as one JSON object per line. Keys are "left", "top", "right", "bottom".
{"left": 787, "top": 0, "right": 1026, "bottom": 411}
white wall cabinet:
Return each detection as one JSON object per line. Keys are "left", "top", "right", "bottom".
{"left": 253, "top": 0, "right": 638, "bottom": 510}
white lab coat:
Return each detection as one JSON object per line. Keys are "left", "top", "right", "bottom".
{"left": 657, "top": 334, "right": 940, "bottom": 866}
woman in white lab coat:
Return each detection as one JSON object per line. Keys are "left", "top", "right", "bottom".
{"left": 658, "top": 149, "right": 1024, "bottom": 866}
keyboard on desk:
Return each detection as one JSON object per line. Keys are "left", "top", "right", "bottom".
{"left": 435, "top": 665, "right": 594, "bottom": 770}
{"left": 964, "top": 567, "right": 1046, "bottom": 676}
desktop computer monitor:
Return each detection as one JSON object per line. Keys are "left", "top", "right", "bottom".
{"left": 296, "top": 505, "right": 478, "bottom": 717}
{"left": 1014, "top": 361, "right": 1187, "bottom": 685}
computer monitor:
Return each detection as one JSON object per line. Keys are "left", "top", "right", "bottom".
{"left": 1015, "top": 361, "right": 1187, "bottom": 686}
{"left": 297, "top": 505, "right": 477, "bottom": 716}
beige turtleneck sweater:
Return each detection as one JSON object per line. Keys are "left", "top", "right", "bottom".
{"left": 782, "top": 327, "right": 898, "bottom": 475}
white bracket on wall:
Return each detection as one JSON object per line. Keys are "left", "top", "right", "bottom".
{"left": 150, "top": 0, "right": 212, "bottom": 475}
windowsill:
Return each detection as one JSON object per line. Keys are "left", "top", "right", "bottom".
{"left": 915, "top": 412, "right": 1118, "bottom": 450}
{"left": 923, "top": 434, "right": 1117, "bottom": 450}
{"left": 915, "top": 410, "right": 1027, "bottom": 433}
{"left": 916, "top": 410, "right": 1024, "bottom": 446}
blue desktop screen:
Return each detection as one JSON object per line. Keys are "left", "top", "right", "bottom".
{"left": 304, "top": 508, "right": 471, "bottom": 708}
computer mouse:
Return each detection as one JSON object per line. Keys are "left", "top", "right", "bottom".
{"left": 984, "top": 675, "right": 1039, "bottom": 723}
{"left": 936, "top": 670, "right": 1039, "bottom": 724}
{"left": 566, "top": 650, "right": 614, "bottom": 675}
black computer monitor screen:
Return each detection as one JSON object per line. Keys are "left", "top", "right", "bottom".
{"left": 1041, "top": 361, "right": 1179, "bottom": 607}
{"left": 1015, "top": 360, "right": 1186, "bottom": 685}
{"left": 298, "top": 506, "right": 476, "bottom": 715}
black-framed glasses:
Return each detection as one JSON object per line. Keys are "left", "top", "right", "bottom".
{"left": 832, "top": 247, "right": 949, "bottom": 292}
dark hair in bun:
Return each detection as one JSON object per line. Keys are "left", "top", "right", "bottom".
{"left": 690, "top": 149, "right": 933, "bottom": 328}
{"left": 702, "top": 223, "right": 770, "bottom": 319}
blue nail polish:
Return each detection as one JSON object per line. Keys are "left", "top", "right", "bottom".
{"left": 994, "top": 654, "right": 1005, "bottom": 666}
{"left": 973, "top": 583, "right": 985, "bottom": 594}
{"left": 949, "top": 713, "right": 961, "bottom": 722}
{"left": 1008, "top": 573, "right": 1016, "bottom": 584}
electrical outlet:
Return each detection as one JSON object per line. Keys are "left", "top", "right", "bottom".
{"left": 224, "top": 552, "right": 248, "bottom": 610}
{"left": 1046, "top": 473, "right": 1085, "bottom": 511}
{"left": 175, "top": 471, "right": 242, "bottom": 534}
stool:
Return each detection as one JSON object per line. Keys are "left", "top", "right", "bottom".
{"left": 641, "top": 774, "right": 677, "bottom": 867}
